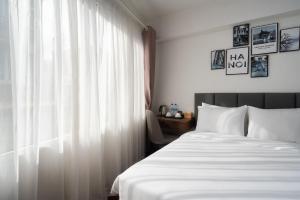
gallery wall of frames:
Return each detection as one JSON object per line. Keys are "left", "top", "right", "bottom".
{"left": 211, "top": 23, "right": 300, "bottom": 78}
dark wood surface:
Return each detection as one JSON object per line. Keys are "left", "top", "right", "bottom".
{"left": 157, "top": 116, "right": 195, "bottom": 135}
{"left": 107, "top": 194, "right": 119, "bottom": 200}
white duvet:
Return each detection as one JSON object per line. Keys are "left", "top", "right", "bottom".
{"left": 111, "top": 131, "right": 300, "bottom": 200}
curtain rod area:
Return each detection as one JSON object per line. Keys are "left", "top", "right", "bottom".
{"left": 116, "top": 0, "right": 148, "bottom": 30}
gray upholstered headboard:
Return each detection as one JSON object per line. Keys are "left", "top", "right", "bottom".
{"left": 194, "top": 93, "right": 300, "bottom": 119}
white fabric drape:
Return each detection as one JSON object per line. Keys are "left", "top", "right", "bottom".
{"left": 0, "top": 0, "right": 145, "bottom": 199}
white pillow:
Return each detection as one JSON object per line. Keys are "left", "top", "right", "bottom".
{"left": 202, "top": 102, "right": 250, "bottom": 135}
{"left": 201, "top": 102, "right": 218, "bottom": 108}
{"left": 248, "top": 106, "right": 300, "bottom": 143}
{"left": 196, "top": 104, "right": 247, "bottom": 136}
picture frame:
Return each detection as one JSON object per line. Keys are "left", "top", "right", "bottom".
{"left": 251, "top": 55, "right": 269, "bottom": 78}
{"left": 233, "top": 24, "right": 249, "bottom": 47}
{"left": 279, "top": 27, "right": 300, "bottom": 52}
{"left": 226, "top": 47, "right": 249, "bottom": 75}
{"left": 251, "top": 23, "right": 278, "bottom": 55}
{"left": 211, "top": 50, "right": 225, "bottom": 70}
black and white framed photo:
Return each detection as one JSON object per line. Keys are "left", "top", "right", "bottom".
{"left": 233, "top": 24, "right": 249, "bottom": 47}
{"left": 251, "top": 55, "right": 268, "bottom": 78}
{"left": 211, "top": 50, "right": 225, "bottom": 70}
{"left": 226, "top": 47, "right": 249, "bottom": 75}
{"left": 251, "top": 23, "right": 278, "bottom": 55}
{"left": 280, "top": 27, "right": 300, "bottom": 52}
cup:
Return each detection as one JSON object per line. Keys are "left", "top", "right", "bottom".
{"left": 165, "top": 112, "right": 172, "bottom": 117}
{"left": 175, "top": 112, "right": 181, "bottom": 118}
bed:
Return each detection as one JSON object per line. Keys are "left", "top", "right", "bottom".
{"left": 111, "top": 93, "right": 300, "bottom": 200}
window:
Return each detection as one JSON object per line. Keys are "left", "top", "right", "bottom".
{"left": 0, "top": 0, "right": 12, "bottom": 154}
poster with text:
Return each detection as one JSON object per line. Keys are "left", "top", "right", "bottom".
{"left": 226, "top": 47, "right": 249, "bottom": 75}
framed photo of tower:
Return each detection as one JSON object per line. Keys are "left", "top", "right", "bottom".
{"left": 211, "top": 50, "right": 225, "bottom": 70}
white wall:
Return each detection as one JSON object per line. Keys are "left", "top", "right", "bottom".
{"left": 152, "top": 11, "right": 300, "bottom": 113}
{"left": 153, "top": 0, "right": 300, "bottom": 42}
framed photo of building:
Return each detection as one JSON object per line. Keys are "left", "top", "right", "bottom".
{"left": 280, "top": 27, "right": 300, "bottom": 52}
{"left": 211, "top": 50, "right": 225, "bottom": 70}
{"left": 251, "top": 55, "right": 268, "bottom": 78}
{"left": 226, "top": 47, "right": 249, "bottom": 75}
{"left": 233, "top": 24, "right": 249, "bottom": 47}
{"left": 251, "top": 23, "right": 278, "bottom": 55}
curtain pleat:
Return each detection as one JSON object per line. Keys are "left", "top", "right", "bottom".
{"left": 143, "top": 26, "right": 156, "bottom": 110}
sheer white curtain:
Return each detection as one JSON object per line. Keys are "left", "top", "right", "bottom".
{"left": 0, "top": 0, "right": 145, "bottom": 199}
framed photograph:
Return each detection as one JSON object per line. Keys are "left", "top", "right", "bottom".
{"left": 211, "top": 50, "right": 225, "bottom": 70}
{"left": 251, "top": 23, "right": 278, "bottom": 55}
{"left": 233, "top": 24, "right": 249, "bottom": 47}
{"left": 251, "top": 55, "right": 268, "bottom": 78}
{"left": 226, "top": 47, "right": 249, "bottom": 75}
{"left": 280, "top": 27, "right": 300, "bottom": 52}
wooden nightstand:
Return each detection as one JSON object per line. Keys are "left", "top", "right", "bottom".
{"left": 157, "top": 116, "right": 195, "bottom": 136}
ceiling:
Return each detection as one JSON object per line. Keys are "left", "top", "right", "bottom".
{"left": 122, "top": 0, "right": 213, "bottom": 21}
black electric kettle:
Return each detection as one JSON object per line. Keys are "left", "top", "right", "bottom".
{"left": 158, "top": 105, "right": 168, "bottom": 116}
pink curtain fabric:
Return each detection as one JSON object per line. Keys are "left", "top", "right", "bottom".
{"left": 143, "top": 26, "right": 156, "bottom": 110}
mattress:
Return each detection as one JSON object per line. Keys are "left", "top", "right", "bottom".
{"left": 111, "top": 131, "right": 300, "bottom": 200}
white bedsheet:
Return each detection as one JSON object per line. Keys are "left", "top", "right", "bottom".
{"left": 111, "top": 131, "right": 300, "bottom": 200}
